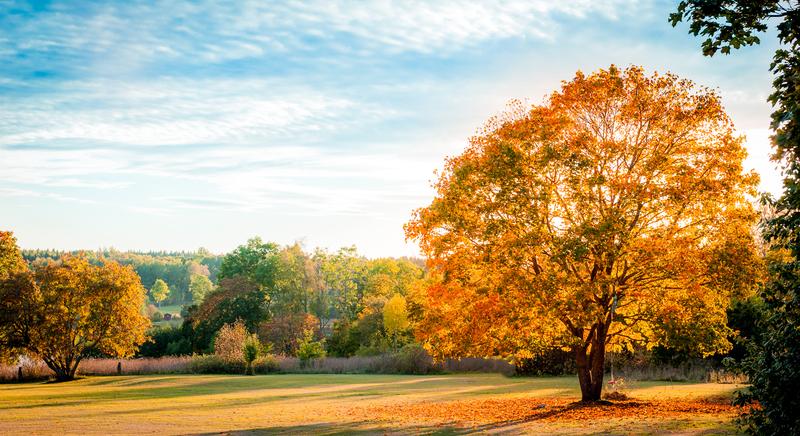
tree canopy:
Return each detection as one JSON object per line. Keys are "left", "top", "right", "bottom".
{"left": 406, "top": 65, "right": 761, "bottom": 401}
{"left": 0, "top": 239, "right": 150, "bottom": 380}
{"left": 383, "top": 294, "right": 410, "bottom": 350}
{"left": 189, "top": 274, "right": 214, "bottom": 304}
{"left": 150, "top": 279, "right": 170, "bottom": 306}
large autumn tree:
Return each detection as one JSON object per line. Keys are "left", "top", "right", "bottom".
{"left": 0, "top": 236, "right": 150, "bottom": 381}
{"left": 406, "top": 66, "right": 761, "bottom": 402}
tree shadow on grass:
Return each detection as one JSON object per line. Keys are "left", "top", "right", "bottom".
{"left": 465, "top": 400, "right": 738, "bottom": 435}
{"left": 1, "top": 375, "right": 535, "bottom": 413}
{"left": 187, "top": 421, "right": 508, "bottom": 435}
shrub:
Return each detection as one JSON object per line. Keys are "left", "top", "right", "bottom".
{"left": 252, "top": 355, "right": 280, "bottom": 374}
{"left": 443, "top": 357, "right": 515, "bottom": 375}
{"left": 165, "top": 338, "right": 192, "bottom": 356}
{"left": 187, "top": 354, "right": 280, "bottom": 375}
{"left": 189, "top": 355, "right": 245, "bottom": 374}
{"left": 735, "top": 261, "right": 800, "bottom": 434}
{"left": 79, "top": 357, "right": 192, "bottom": 375}
{"left": 514, "top": 348, "right": 576, "bottom": 376}
{"left": 151, "top": 311, "right": 164, "bottom": 322}
{"left": 326, "top": 320, "right": 360, "bottom": 357}
{"left": 214, "top": 320, "right": 248, "bottom": 362}
{"left": 388, "top": 343, "right": 435, "bottom": 374}
{"left": 163, "top": 313, "right": 172, "bottom": 321}
{"left": 297, "top": 329, "right": 326, "bottom": 365}
{"left": 1, "top": 351, "right": 523, "bottom": 379}
{"left": 355, "top": 342, "right": 389, "bottom": 357}
{"left": 243, "top": 334, "right": 261, "bottom": 375}
{"left": 138, "top": 325, "right": 192, "bottom": 357}
{"left": 326, "top": 300, "right": 389, "bottom": 357}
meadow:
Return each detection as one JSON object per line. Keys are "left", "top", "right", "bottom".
{"left": 0, "top": 374, "right": 743, "bottom": 435}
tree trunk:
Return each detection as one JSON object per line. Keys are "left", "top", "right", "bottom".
{"left": 44, "top": 357, "right": 78, "bottom": 382}
{"left": 575, "top": 323, "right": 607, "bottom": 402}
{"left": 51, "top": 364, "right": 76, "bottom": 381}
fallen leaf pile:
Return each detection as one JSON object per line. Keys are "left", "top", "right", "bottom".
{"left": 346, "top": 397, "right": 739, "bottom": 425}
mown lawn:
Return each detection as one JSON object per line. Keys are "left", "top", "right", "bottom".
{"left": 155, "top": 304, "right": 183, "bottom": 315}
{"left": 0, "top": 374, "right": 745, "bottom": 435}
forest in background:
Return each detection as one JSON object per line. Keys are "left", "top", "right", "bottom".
{"left": 19, "top": 239, "right": 430, "bottom": 360}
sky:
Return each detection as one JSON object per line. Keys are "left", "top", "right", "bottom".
{"left": 0, "top": 0, "right": 784, "bottom": 258}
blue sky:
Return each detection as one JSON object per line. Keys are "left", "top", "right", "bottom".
{"left": 0, "top": 0, "right": 783, "bottom": 257}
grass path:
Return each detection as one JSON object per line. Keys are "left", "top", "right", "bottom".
{"left": 0, "top": 374, "right": 744, "bottom": 435}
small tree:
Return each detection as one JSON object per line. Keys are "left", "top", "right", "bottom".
{"left": 296, "top": 329, "right": 325, "bottom": 366}
{"left": 383, "top": 294, "right": 410, "bottom": 350}
{"left": 214, "top": 320, "right": 248, "bottom": 362}
{"left": 150, "top": 279, "right": 170, "bottom": 307}
{"left": 242, "top": 334, "right": 261, "bottom": 375}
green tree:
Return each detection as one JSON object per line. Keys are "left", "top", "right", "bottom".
{"left": 189, "top": 274, "right": 214, "bottom": 304}
{"left": 310, "top": 249, "right": 335, "bottom": 331}
{"left": 273, "top": 243, "right": 314, "bottom": 315}
{"left": 671, "top": 2, "right": 800, "bottom": 432}
{"left": 319, "top": 247, "right": 368, "bottom": 321}
{"left": 150, "top": 279, "right": 170, "bottom": 307}
{"left": 243, "top": 334, "right": 261, "bottom": 375}
{"left": 189, "top": 276, "right": 269, "bottom": 352}
{"left": 218, "top": 237, "right": 279, "bottom": 288}
{"left": 296, "top": 328, "right": 326, "bottom": 366}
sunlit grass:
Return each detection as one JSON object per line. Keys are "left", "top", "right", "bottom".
{"left": 154, "top": 304, "right": 183, "bottom": 315}
{"left": 0, "top": 374, "right": 744, "bottom": 435}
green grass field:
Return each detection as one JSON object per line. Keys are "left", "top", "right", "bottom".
{"left": 154, "top": 304, "right": 183, "bottom": 315}
{"left": 0, "top": 374, "right": 744, "bottom": 435}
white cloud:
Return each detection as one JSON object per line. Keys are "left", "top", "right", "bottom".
{"left": 1, "top": 0, "right": 641, "bottom": 69}
{"left": 0, "top": 187, "right": 96, "bottom": 204}
{"left": 0, "top": 79, "right": 375, "bottom": 147}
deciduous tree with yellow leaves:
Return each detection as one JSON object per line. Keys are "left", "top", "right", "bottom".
{"left": 0, "top": 232, "right": 150, "bottom": 381}
{"left": 406, "top": 65, "right": 762, "bottom": 402}
{"left": 384, "top": 294, "right": 410, "bottom": 350}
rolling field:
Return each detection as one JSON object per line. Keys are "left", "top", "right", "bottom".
{"left": 0, "top": 374, "right": 744, "bottom": 435}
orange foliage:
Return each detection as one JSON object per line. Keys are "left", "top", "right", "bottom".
{"left": 350, "top": 397, "right": 739, "bottom": 426}
{"left": 406, "top": 65, "right": 762, "bottom": 401}
{"left": 2, "top": 254, "right": 151, "bottom": 380}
